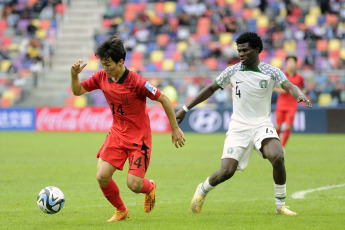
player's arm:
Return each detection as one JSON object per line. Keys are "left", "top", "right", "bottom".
{"left": 283, "top": 81, "right": 312, "bottom": 108}
{"left": 274, "top": 87, "right": 286, "bottom": 94}
{"left": 156, "top": 93, "right": 185, "bottom": 148}
{"left": 176, "top": 82, "right": 220, "bottom": 124}
{"left": 71, "top": 59, "right": 88, "bottom": 96}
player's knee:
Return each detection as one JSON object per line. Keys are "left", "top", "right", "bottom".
{"left": 219, "top": 168, "right": 235, "bottom": 182}
{"left": 271, "top": 154, "right": 284, "bottom": 168}
{"left": 127, "top": 180, "right": 142, "bottom": 193}
{"left": 96, "top": 173, "right": 111, "bottom": 187}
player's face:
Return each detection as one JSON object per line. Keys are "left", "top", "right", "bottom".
{"left": 100, "top": 57, "right": 124, "bottom": 78}
{"left": 237, "top": 42, "right": 260, "bottom": 67}
{"left": 286, "top": 58, "right": 297, "bottom": 73}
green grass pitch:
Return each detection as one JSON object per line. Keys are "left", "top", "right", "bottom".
{"left": 0, "top": 132, "right": 345, "bottom": 230}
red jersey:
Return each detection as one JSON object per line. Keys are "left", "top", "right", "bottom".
{"left": 81, "top": 68, "right": 161, "bottom": 147}
{"left": 276, "top": 72, "right": 305, "bottom": 111}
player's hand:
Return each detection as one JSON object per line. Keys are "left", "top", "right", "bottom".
{"left": 71, "top": 59, "right": 87, "bottom": 78}
{"left": 172, "top": 127, "right": 185, "bottom": 148}
{"left": 297, "top": 94, "right": 312, "bottom": 108}
{"left": 175, "top": 109, "right": 186, "bottom": 124}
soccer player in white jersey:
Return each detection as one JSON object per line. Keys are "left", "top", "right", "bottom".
{"left": 176, "top": 32, "right": 312, "bottom": 216}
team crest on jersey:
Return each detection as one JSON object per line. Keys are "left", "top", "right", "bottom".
{"left": 121, "top": 94, "right": 128, "bottom": 104}
{"left": 259, "top": 80, "right": 268, "bottom": 88}
{"left": 227, "top": 147, "right": 234, "bottom": 154}
{"left": 145, "top": 81, "right": 157, "bottom": 95}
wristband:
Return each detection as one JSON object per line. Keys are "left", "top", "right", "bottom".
{"left": 183, "top": 105, "right": 189, "bottom": 112}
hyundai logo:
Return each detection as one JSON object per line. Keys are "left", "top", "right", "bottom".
{"left": 189, "top": 110, "right": 222, "bottom": 133}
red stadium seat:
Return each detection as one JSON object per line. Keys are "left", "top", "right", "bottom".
{"left": 197, "top": 17, "right": 210, "bottom": 35}
{"left": 242, "top": 8, "right": 252, "bottom": 20}
{"left": 40, "top": 20, "right": 51, "bottom": 30}
{"left": 157, "top": 34, "right": 170, "bottom": 47}
{"left": 55, "top": 3, "right": 65, "bottom": 14}
{"left": 316, "top": 40, "right": 328, "bottom": 52}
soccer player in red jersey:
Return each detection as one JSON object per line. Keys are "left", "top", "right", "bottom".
{"left": 275, "top": 56, "right": 307, "bottom": 147}
{"left": 70, "top": 36, "right": 185, "bottom": 222}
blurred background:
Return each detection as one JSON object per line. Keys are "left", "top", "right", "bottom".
{"left": 0, "top": 0, "right": 344, "bottom": 133}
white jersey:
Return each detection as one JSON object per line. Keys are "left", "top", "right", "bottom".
{"left": 215, "top": 62, "right": 289, "bottom": 126}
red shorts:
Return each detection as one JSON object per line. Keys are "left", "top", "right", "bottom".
{"left": 97, "top": 132, "right": 151, "bottom": 178}
{"left": 276, "top": 110, "right": 296, "bottom": 126}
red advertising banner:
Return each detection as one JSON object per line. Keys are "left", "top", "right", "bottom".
{"left": 36, "top": 107, "right": 170, "bottom": 132}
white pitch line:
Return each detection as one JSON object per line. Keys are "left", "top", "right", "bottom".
{"left": 292, "top": 183, "right": 345, "bottom": 199}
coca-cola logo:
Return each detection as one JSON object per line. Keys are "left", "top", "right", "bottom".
{"left": 36, "top": 107, "right": 112, "bottom": 131}
{"left": 148, "top": 108, "right": 170, "bottom": 132}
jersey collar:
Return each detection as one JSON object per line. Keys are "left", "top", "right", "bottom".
{"left": 107, "top": 68, "right": 129, "bottom": 84}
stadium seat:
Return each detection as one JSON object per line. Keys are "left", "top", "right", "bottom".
{"left": 1, "top": 60, "right": 12, "bottom": 72}
{"left": 164, "top": 1, "right": 176, "bottom": 13}
{"left": 55, "top": 3, "right": 66, "bottom": 15}
{"left": 162, "top": 59, "right": 174, "bottom": 71}
{"left": 242, "top": 8, "right": 252, "bottom": 20}
{"left": 36, "top": 29, "right": 47, "bottom": 39}
{"left": 270, "top": 57, "right": 283, "bottom": 68}
{"left": 177, "top": 41, "right": 188, "bottom": 52}
{"left": 328, "top": 39, "right": 340, "bottom": 51}
{"left": 305, "top": 14, "right": 317, "bottom": 27}
{"left": 173, "top": 51, "right": 182, "bottom": 61}
{"left": 150, "top": 50, "right": 164, "bottom": 63}
{"left": 257, "top": 15, "right": 269, "bottom": 28}
{"left": 31, "top": 19, "right": 41, "bottom": 28}
{"left": 87, "top": 60, "right": 99, "bottom": 71}
{"left": 205, "top": 57, "right": 217, "bottom": 70}
{"left": 309, "top": 6, "right": 321, "bottom": 16}
{"left": 157, "top": 34, "right": 170, "bottom": 47}
{"left": 318, "top": 93, "right": 331, "bottom": 106}
{"left": 1, "top": 36, "right": 11, "bottom": 49}
{"left": 155, "top": 2, "right": 165, "bottom": 14}
{"left": 74, "top": 95, "right": 87, "bottom": 108}
{"left": 340, "top": 48, "right": 345, "bottom": 60}
{"left": 197, "top": 18, "right": 210, "bottom": 35}
{"left": 40, "top": 20, "right": 51, "bottom": 30}
{"left": 326, "top": 14, "right": 338, "bottom": 26}
{"left": 316, "top": 40, "right": 328, "bottom": 52}
{"left": 17, "top": 19, "right": 29, "bottom": 31}
{"left": 0, "top": 20, "right": 8, "bottom": 30}
{"left": 275, "top": 49, "right": 286, "bottom": 59}
{"left": 283, "top": 40, "right": 296, "bottom": 52}
{"left": 102, "top": 19, "right": 112, "bottom": 28}
{"left": 219, "top": 33, "right": 232, "bottom": 45}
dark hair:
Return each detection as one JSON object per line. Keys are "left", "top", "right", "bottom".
{"left": 235, "top": 32, "right": 263, "bottom": 53}
{"left": 286, "top": 55, "right": 297, "bottom": 62}
{"left": 95, "top": 36, "right": 126, "bottom": 63}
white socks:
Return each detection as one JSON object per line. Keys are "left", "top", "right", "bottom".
{"left": 198, "top": 177, "right": 215, "bottom": 196}
{"left": 274, "top": 184, "right": 286, "bottom": 209}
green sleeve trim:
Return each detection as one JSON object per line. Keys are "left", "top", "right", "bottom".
{"left": 281, "top": 80, "right": 289, "bottom": 89}
{"left": 214, "top": 80, "right": 223, "bottom": 90}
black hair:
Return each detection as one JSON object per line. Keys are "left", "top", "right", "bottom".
{"left": 235, "top": 32, "right": 263, "bottom": 53}
{"left": 286, "top": 55, "right": 297, "bottom": 62}
{"left": 95, "top": 35, "right": 126, "bottom": 63}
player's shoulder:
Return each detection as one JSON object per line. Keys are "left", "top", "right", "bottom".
{"left": 258, "top": 62, "right": 284, "bottom": 78}
{"left": 220, "top": 62, "right": 242, "bottom": 77}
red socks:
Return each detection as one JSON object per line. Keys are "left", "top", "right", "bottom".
{"left": 100, "top": 179, "right": 126, "bottom": 211}
{"left": 281, "top": 129, "right": 291, "bottom": 147}
{"left": 140, "top": 178, "right": 154, "bottom": 194}
{"left": 276, "top": 128, "right": 281, "bottom": 137}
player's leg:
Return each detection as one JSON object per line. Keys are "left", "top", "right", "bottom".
{"left": 275, "top": 110, "right": 285, "bottom": 137}
{"left": 190, "top": 158, "right": 238, "bottom": 213}
{"left": 281, "top": 111, "right": 296, "bottom": 147}
{"left": 97, "top": 158, "right": 129, "bottom": 222}
{"left": 126, "top": 145, "right": 156, "bottom": 213}
{"left": 260, "top": 138, "right": 297, "bottom": 215}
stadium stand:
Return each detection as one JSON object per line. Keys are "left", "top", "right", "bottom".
{"left": 1, "top": 0, "right": 345, "bottom": 107}
{"left": 0, "top": 0, "right": 65, "bottom": 107}
{"left": 87, "top": 0, "right": 345, "bottom": 107}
